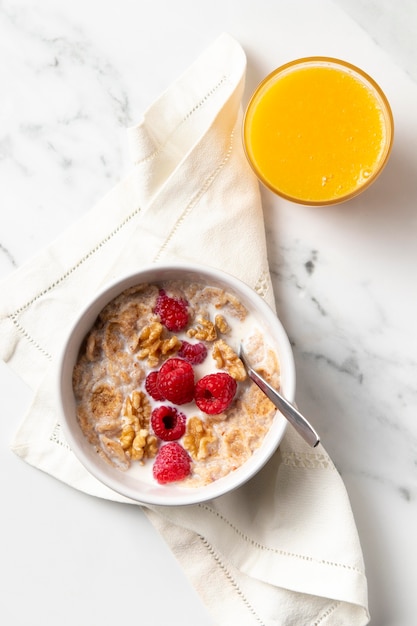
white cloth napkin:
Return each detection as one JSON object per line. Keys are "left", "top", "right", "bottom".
{"left": 0, "top": 33, "right": 369, "bottom": 626}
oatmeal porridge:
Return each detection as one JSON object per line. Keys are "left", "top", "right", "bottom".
{"left": 72, "top": 280, "right": 280, "bottom": 487}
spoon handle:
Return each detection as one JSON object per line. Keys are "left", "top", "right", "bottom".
{"left": 239, "top": 347, "right": 320, "bottom": 448}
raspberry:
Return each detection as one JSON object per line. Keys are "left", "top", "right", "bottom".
{"left": 178, "top": 341, "right": 207, "bottom": 365}
{"left": 157, "top": 357, "right": 195, "bottom": 405}
{"left": 151, "top": 405, "right": 186, "bottom": 441}
{"left": 154, "top": 289, "right": 189, "bottom": 332}
{"left": 152, "top": 442, "right": 191, "bottom": 484}
{"left": 195, "top": 372, "right": 237, "bottom": 414}
{"left": 145, "top": 371, "right": 165, "bottom": 401}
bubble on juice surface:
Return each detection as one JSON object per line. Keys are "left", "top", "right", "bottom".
{"left": 358, "top": 168, "right": 373, "bottom": 184}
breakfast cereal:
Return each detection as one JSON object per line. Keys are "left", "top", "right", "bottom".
{"left": 72, "top": 280, "right": 280, "bottom": 487}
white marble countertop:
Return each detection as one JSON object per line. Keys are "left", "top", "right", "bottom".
{"left": 1, "top": 1, "right": 416, "bottom": 624}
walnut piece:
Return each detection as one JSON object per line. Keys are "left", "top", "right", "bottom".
{"left": 187, "top": 316, "right": 217, "bottom": 341}
{"left": 187, "top": 313, "right": 231, "bottom": 342}
{"left": 183, "top": 416, "right": 217, "bottom": 460}
{"left": 119, "top": 424, "right": 135, "bottom": 450}
{"left": 137, "top": 321, "right": 181, "bottom": 367}
{"left": 212, "top": 339, "right": 247, "bottom": 381}
{"left": 214, "top": 314, "right": 230, "bottom": 334}
{"left": 120, "top": 391, "right": 158, "bottom": 464}
{"left": 130, "top": 429, "right": 157, "bottom": 461}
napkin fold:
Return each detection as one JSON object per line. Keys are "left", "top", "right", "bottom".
{"left": 0, "top": 33, "right": 369, "bottom": 625}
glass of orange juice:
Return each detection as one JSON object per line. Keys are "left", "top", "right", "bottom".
{"left": 243, "top": 57, "right": 393, "bottom": 205}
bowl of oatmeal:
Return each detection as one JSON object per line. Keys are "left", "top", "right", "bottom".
{"left": 57, "top": 263, "right": 295, "bottom": 506}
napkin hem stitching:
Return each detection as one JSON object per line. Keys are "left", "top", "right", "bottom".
{"left": 8, "top": 315, "right": 52, "bottom": 361}
{"left": 198, "top": 534, "right": 266, "bottom": 626}
{"left": 133, "top": 75, "right": 228, "bottom": 166}
{"left": 50, "top": 422, "right": 71, "bottom": 451}
{"left": 199, "top": 504, "right": 365, "bottom": 575}
{"left": 153, "top": 127, "right": 235, "bottom": 262}
{"left": 9, "top": 205, "right": 142, "bottom": 318}
{"left": 7, "top": 205, "right": 143, "bottom": 358}
{"left": 312, "top": 601, "right": 340, "bottom": 626}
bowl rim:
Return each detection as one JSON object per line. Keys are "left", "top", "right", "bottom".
{"left": 57, "top": 262, "right": 295, "bottom": 506}
{"left": 243, "top": 56, "right": 394, "bottom": 206}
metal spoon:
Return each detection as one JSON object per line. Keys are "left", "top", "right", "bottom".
{"left": 238, "top": 345, "right": 320, "bottom": 448}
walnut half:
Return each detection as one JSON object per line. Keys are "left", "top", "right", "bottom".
{"left": 120, "top": 391, "right": 158, "bottom": 464}
{"left": 187, "top": 314, "right": 231, "bottom": 342}
{"left": 212, "top": 339, "right": 247, "bottom": 381}
{"left": 187, "top": 316, "right": 217, "bottom": 341}
{"left": 136, "top": 322, "right": 181, "bottom": 367}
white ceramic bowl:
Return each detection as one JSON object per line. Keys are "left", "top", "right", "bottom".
{"left": 57, "top": 263, "right": 295, "bottom": 506}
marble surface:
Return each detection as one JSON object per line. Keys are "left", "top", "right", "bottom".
{"left": 1, "top": 1, "right": 416, "bottom": 624}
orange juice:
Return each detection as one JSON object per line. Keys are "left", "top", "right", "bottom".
{"left": 243, "top": 58, "right": 393, "bottom": 205}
